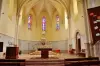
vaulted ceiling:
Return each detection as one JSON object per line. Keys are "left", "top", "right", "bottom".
{"left": 17, "top": 0, "right": 71, "bottom": 18}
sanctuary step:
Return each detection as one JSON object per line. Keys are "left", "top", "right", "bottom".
{"left": 26, "top": 59, "right": 64, "bottom": 66}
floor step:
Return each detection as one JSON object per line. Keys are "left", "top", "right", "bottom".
{"left": 26, "top": 64, "right": 64, "bottom": 66}
{"left": 26, "top": 59, "right": 64, "bottom": 66}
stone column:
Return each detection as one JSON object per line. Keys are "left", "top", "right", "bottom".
{"left": 14, "top": 0, "right": 20, "bottom": 47}
{"left": 82, "top": 0, "right": 93, "bottom": 57}
{"left": 14, "top": 15, "right": 19, "bottom": 46}
{"left": 67, "top": 16, "right": 71, "bottom": 53}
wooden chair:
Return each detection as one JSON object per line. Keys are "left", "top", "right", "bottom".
{"left": 69, "top": 49, "right": 75, "bottom": 54}
{"left": 55, "top": 49, "right": 60, "bottom": 53}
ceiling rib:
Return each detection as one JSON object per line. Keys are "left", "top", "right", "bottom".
{"left": 17, "top": 0, "right": 70, "bottom": 23}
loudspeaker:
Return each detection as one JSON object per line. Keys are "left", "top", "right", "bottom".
{"left": 6, "top": 47, "right": 19, "bottom": 59}
{"left": 0, "top": 42, "right": 3, "bottom": 52}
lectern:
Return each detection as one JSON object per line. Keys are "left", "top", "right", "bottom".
{"left": 6, "top": 47, "right": 19, "bottom": 59}
{"left": 38, "top": 48, "right": 52, "bottom": 58}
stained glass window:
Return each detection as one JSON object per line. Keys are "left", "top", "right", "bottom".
{"left": 28, "top": 14, "right": 32, "bottom": 29}
{"left": 73, "top": 0, "right": 78, "bottom": 15}
{"left": 56, "top": 15, "right": 60, "bottom": 30}
{"left": 42, "top": 16, "right": 46, "bottom": 31}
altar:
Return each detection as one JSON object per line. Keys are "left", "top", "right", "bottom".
{"left": 37, "top": 38, "right": 52, "bottom": 58}
{"left": 38, "top": 48, "right": 52, "bottom": 58}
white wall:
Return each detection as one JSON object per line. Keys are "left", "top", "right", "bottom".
{"left": 87, "top": 0, "right": 100, "bottom": 8}
{"left": 18, "top": 10, "right": 68, "bottom": 41}
{"left": 0, "top": 33, "right": 14, "bottom": 52}
{"left": 0, "top": 0, "right": 16, "bottom": 37}
{"left": 69, "top": 0, "right": 87, "bottom": 50}
{"left": 0, "top": 33, "right": 68, "bottom": 53}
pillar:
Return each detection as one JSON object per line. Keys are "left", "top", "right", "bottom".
{"left": 82, "top": 0, "right": 94, "bottom": 57}
{"left": 14, "top": 15, "right": 19, "bottom": 46}
{"left": 67, "top": 15, "right": 72, "bottom": 53}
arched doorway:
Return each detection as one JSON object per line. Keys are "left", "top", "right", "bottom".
{"left": 76, "top": 32, "right": 81, "bottom": 54}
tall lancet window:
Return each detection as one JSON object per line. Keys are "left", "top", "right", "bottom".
{"left": 73, "top": 0, "right": 78, "bottom": 16}
{"left": 28, "top": 14, "right": 32, "bottom": 29}
{"left": 42, "top": 16, "right": 46, "bottom": 31}
{"left": 56, "top": 15, "right": 60, "bottom": 30}
{"left": 65, "top": 11, "right": 68, "bottom": 30}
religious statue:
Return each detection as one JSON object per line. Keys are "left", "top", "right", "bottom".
{"left": 38, "top": 38, "right": 52, "bottom": 48}
{"left": 41, "top": 38, "right": 46, "bottom": 45}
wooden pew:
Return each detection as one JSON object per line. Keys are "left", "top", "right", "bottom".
{"left": 65, "top": 57, "right": 99, "bottom": 61}
{"left": 64, "top": 57, "right": 99, "bottom": 66}
{"left": 0, "top": 59, "right": 25, "bottom": 66}
{"left": 65, "top": 60, "right": 100, "bottom": 66}
{"left": 0, "top": 62, "right": 20, "bottom": 66}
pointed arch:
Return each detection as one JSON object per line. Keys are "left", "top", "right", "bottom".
{"left": 76, "top": 32, "right": 81, "bottom": 54}
{"left": 8, "top": 0, "right": 15, "bottom": 20}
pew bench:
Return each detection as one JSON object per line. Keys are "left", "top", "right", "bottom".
{"left": 65, "top": 57, "right": 99, "bottom": 61}
{"left": 0, "top": 59, "right": 25, "bottom": 66}
{"left": 65, "top": 60, "right": 100, "bottom": 66}
{"left": 64, "top": 57, "right": 99, "bottom": 66}
{"left": 0, "top": 62, "right": 22, "bottom": 66}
